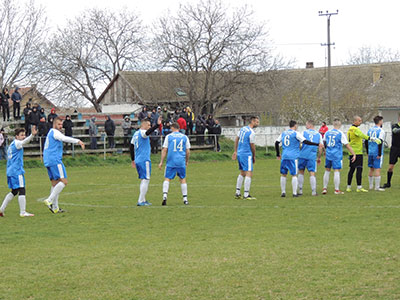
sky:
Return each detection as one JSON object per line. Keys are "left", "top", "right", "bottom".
{"left": 34, "top": 0, "right": 400, "bottom": 69}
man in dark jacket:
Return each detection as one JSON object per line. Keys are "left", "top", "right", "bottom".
{"left": 1, "top": 88, "right": 10, "bottom": 121}
{"left": 121, "top": 116, "right": 132, "bottom": 148}
{"left": 138, "top": 107, "right": 148, "bottom": 122}
{"left": 195, "top": 114, "right": 206, "bottom": 145}
{"left": 206, "top": 114, "right": 215, "bottom": 145}
{"left": 38, "top": 117, "right": 49, "bottom": 151}
{"left": 11, "top": 87, "right": 22, "bottom": 119}
{"left": 23, "top": 103, "right": 32, "bottom": 135}
{"left": 63, "top": 115, "right": 74, "bottom": 150}
{"left": 104, "top": 115, "right": 116, "bottom": 148}
{"left": 213, "top": 119, "right": 222, "bottom": 152}
{"left": 47, "top": 107, "right": 58, "bottom": 123}
{"left": 150, "top": 107, "right": 159, "bottom": 126}
{"left": 29, "top": 106, "right": 41, "bottom": 129}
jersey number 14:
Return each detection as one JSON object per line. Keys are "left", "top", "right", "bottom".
{"left": 173, "top": 139, "right": 184, "bottom": 152}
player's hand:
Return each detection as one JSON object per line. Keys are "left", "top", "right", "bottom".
{"left": 377, "top": 155, "right": 381, "bottom": 160}
{"left": 351, "top": 155, "right": 356, "bottom": 163}
{"left": 276, "top": 156, "right": 281, "bottom": 160}
{"left": 252, "top": 157, "right": 255, "bottom": 164}
{"left": 31, "top": 125, "right": 37, "bottom": 136}
{"left": 78, "top": 140, "right": 85, "bottom": 150}
{"left": 158, "top": 162, "right": 163, "bottom": 170}
{"left": 131, "top": 161, "right": 136, "bottom": 168}
{"left": 231, "top": 152, "right": 237, "bottom": 160}
{"left": 317, "top": 158, "right": 321, "bottom": 165}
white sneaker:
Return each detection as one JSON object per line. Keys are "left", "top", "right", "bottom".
{"left": 375, "top": 188, "right": 385, "bottom": 192}
{"left": 20, "top": 212, "right": 34, "bottom": 217}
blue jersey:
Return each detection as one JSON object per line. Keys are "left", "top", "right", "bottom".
{"left": 324, "top": 129, "right": 348, "bottom": 161}
{"left": 43, "top": 129, "right": 64, "bottom": 167}
{"left": 277, "top": 129, "right": 305, "bottom": 160}
{"left": 6, "top": 140, "right": 25, "bottom": 177}
{"left": 163, "top": 132, "right": 191, "bottom": 168}
{"left": 299, "top": 129, "right": 322, "bottom": 160}
{"left": 367, "top": 126, "right": 385, "bottom": 156}
{"left": 237, "top": 126, "right": 255, "bottom": 157}
{"left": 131, "top": 130, "right": 151, "bottom": 163}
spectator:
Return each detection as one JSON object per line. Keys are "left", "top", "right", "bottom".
{"left": 11, "top": 87, "right": 22, "bottom": 120}
{"left": 29, "top": 106, "right": 41, "bottom": 130}
{"left": 177, "top": 115, "right": 187, "bottom": 134}
{"left": 162, "top": 121, "right": 172, "bottom": 136}
{"left": 89, "top": 116, "right": 98, "bottom": 149}
{"left": 1, "top": 87, "right": 10, "bottom": 121}
{"left": 0, "top": 128, "right": 6, "bottom": 160}
{"left": 39, "top": 107, "right": 46, "bottom": 119}
{"left": 63, "top": 115, "right": 74, "bottom": 150}
{"left": 319, "top": 121, "right": 329, "bottom": 138}
{"left": 138, "top": 106, "right": 148, "bottom": 121}
{"left": 195, "top": 114, "right": 206, "bottom": 145}
{"left": 173, "top": 108, "right": 180, "bottom": 122}
{"left": 150, "top": 107, "right": 159, "bottom": 126}
{"left": 104, "top": 115, "right": 116, "bottom": 148}
{"left": 161, "top": 107, "right": 171, "bottom": 124}
{"left": 38, "top": 117, "right": 49, "bottom": 151}
{"left": 213, "top": 119, "right": 222, "bottom": 152}
{"left": 186, "top": 107, "right": 195, "bottom": 135}
{"left": 206, "top": 114, "right": 215, "bottom": 144}
{"left": 150, "top": 128, "right": 161, "bottom": 154}
{"left": 23, "top": 103, "right": 32, "bottom": 136}
{"left": 47, "top": 107, "right": 58, "bottom": 123}
{"left": 121, "top": 116, "right": 132, "bottom": 148}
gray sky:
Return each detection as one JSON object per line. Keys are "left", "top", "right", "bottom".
{"left": 35, "top": 0, "right": 400, "bottom": 68}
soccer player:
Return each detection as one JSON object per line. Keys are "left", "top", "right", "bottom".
{"left": 43, "top": 117, "right": 85, "bottom": 213}
{"left": 366, "top": 116, "right": 385, "bottom": 191}
{"left": 232, "top": 116, "right": 259, "bottom": 200}
{"left": 0, "top": 127, "right": 37, "bottom": 217}
{"left": 275, "top": 120, "right": 320, "bottom": 197}
{"left": 130, "top": 117, "right": 161, "bottom": 206}
{"left": 158, "top": 123, "right": 191, "bottom": 205}
{"left": 322, "top": 119, "right": 356, "bottom": 195}
{"left": 382, "top": 114, "right": 400, "bottom": 188}
{"left": 297, "top": 120, "right": 324, "bottom": 196}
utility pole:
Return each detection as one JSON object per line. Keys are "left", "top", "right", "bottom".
{"left": 319, "top": 10, "right": 338, "bottom": 124}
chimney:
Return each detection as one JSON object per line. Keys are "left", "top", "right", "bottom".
{"left": 306, "top": 62, "right": 314, "bottom": 69}
{"left": 372, "top": 66, "right": 382, "bottom": 84}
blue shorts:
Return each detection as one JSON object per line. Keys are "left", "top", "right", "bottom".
{"left": 47, "top": 163, "right": 67, "bottom": 180}
{"left": 368, "top": 155, "right": 383, "bottom": 169}
{"left": 298, "top": 158, "right": 317, "bottom": 172}
{"left": 7, "top": 174, "right": 25, "bottom": 189}
{"left": 136, "top": 161, "right": 151, "bottom": 180}
{"left": 165, "top": 166, "right": 186, "bottom": 180}
{"left": 325, "top": 159, "right": 342, "bottom": 170}
{"left": 280, "top": 159, "right": 298, "bottom": 176}
{"left": 237, "top": 155, "right": 253, "bottom": 172}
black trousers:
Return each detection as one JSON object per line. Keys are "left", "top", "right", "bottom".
{"left": 2, "top": 105, "right": 9, "bottom": 121}
{"left": 13, "top": 102, "right": 20, "bottom": 119}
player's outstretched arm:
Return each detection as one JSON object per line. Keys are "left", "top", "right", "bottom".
{"left": 78, "top": 140, "right": 85, "bottom": 150}
{"left": 232, "top": 137, "right": 239, "bottom": 160}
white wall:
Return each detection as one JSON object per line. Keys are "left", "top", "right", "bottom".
{"left": 101, "top": 103, "right": 142, "bottom": 114}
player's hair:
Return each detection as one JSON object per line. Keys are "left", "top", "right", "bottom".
{"left": 306, "top": 120, "right": 314, "bottom": 126}
{"left": 15, "top": 128, "right": 25, "bottom": 136}
{"left": 353, "top": 115, "right": 361, "bottom": 122}
{"left": 333, "top": 118, "right": 341, "bottom": 126}
{"left": 171, "top": 123, "right": 180, "bottom": 130}
{"left": 250, "top": 116, "right": 259, "bottom": 122}
{"left": 322, "top": 121, "right": 327, "bottom": 125}
{"left": 53, "top": 116, "right": 62, "bottom": 124}
{"left": 373, "top": 115, "right": 383, "bottom": 124}
{"left": 289, "top": 120, "right": 297, "bottom": 128}
{"left": 142, "top": 118, "right": 151, "bottom": 124}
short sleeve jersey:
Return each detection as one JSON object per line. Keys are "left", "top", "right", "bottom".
{"left": 237, "top": 126, "right": 255, "bottom": 157}
{"left": 276, "top": 129, "right": 305, "bottom": 160}
{"left": 299, "top": 129, "right": 322, "bottom": 160}
{"left": 6, "top": 140, "right": 24, "bottom": 176}
{"left": 367, "top": 126, "right": 385, "bottom": 156}
{"left": 131, "top": 130, "right": 150, "bottom": 163}
{"left": 162, "top": 131, "right": 191, "bottom": 168}
{"left": 324, "top": 129, "right": 348, "bottom": 161}
{"left": 43, "top": 129, "right": 63, "bottom": 167}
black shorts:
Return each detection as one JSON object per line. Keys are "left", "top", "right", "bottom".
{"left": 389, "top": 147, "right": 400, "bottom": 165}
{"left": 349, "top": 154, "right": 363, "bottom": 168}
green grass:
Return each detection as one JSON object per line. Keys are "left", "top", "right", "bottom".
{"left": 1, "top": 155, "right": 399, "bottom": 299}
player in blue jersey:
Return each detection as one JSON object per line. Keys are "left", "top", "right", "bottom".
{"left": 0, "top": 127, "right": 37, "bottom": 217}
{"left": 366, "top": 116, "right": 385, "bottom": 191}
{"left": 43, "top": 117, "right": 85, "bottom": 213}
{"left": 275, "top": 120, "right": 320, "bottom": 197}
{"left": 297, "top": 120, "right": 324, "bottom": 196}
{"left": 322, "top": 119, "right": 356, "bottom": 195}
{"left": 130, "top": 117, "right": 161, "bottom": 206}
{"left": 232, "top": 116, "right": 259, "bottom": 200}
{"left": 158, "top": 123, "right": 191, "bottom": 206}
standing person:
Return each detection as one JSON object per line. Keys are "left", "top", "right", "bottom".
{"left": 150, "top": 128, "right": 161, "bottom": 154}
{"left": 38, "top": 117, "right": 49, "bottom": 151}
{"left": 177, "top": 115, "right": 187, "bottom": 134}
{"left": 62, "top": 115, "right": 74, "bottom": 150}
{"left": 89, "top": 116, "right": 98, "bottom": 149}
{"left": 11, "top": 87, "right": 22, "bottom": 120}
{"left": 319, "top": 121, "right": 329, "bottom": 138}
{"left": 206, "top": 115, "right": 215, "bottom": 144}
{"left": 28, "top": 106, "right": 40, "bottom": 132}
{"left": 104, "top": 115, "right": 115, "bottom": 148}
{"left": 0, "top": 127, "right": 37, "bottom": 217}
{"left": 195, "top": 115, "right": 206, "bottom": 145}
{"left": 322, "top": 119, "right": 356, "bottom": 195}
{"left": 297, "top": 120, "right": 324, "bottom": 196}
{"left": 42, "top": 117, "right": 85, "bottom": 213}
{"left": 158, "top": 123, "right": 191, "bottom": 206}
{"left": 366, "top": 116, "right": 385, "bottom": 191}
{"left": 161, "top": 107, "right": 171, "bottom": 124}
{"left": 382, "top": 114, "right": 400, "bottom": 188}
{"left": 129, "top": 117, "right": 161, "bottom": 206}
{"left": 186, "top": 107, "right": 194, "bottom": 135}
{"left": 162, "top": 121, "right": 172, "bottom": 136}
{"left": 232, "top": 116, "right": 259, "bottom": 200}
{"left": 213, "top": 119, "right": 222, "bottom": 152}
{"left": 47, "top": 108, "right": 57, "bottom": 123}
{"left": 138, "top": 107, "right": 148, "bottom": 122}
{"left": 39, "top": 107, "right": 46, "bottom": 120}
{"left": 121, "top": 116, "right": 132, "bottom": 148}
{"left": 275, "top": 120, "right": 320, "bottom": 197}
{"left": 150, "top": 107, "right": 159, "bottom": 126}
{"left": 1, "top": 87, "right": 10, "bottom": 121}
{"left": 0, "top": 128, "right": 7, "bottom": 160}
{"left": 23, "top": 103, "right": 32, "bottom": 135}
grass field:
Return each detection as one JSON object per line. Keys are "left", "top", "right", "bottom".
{"left": 1, "top": 153, "right": 399, "bottom": 299}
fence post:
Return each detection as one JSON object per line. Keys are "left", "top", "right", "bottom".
{"left": 214, "top": 134, "right": 217, "bottom": 152}
{"left": 103, "top": 134, "right": 106, "bottom": 160}
{"left": 39, "top": 136, "right": 43, "bottom": 162}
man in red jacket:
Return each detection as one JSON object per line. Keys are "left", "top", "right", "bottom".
{"left": 177, "top": 116, "right": 187, "bottom": 134}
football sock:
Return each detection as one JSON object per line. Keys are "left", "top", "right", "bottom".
{"left": 280, "top": 176, "right": 286, "bottom": 194}
{"left": 323, "top": 171, "right": 330, "bottom": 188}
{"left": 0, "top": 192, "right": 14, "bottom": 212}
{"left": 53, "top": 194, "right": 59, "bottom": 210}
{"left": 334, "top": 171, "right": 340, "bottom": 191}
{"left": 236, "top": 174, "right": 244, "bottom": 195}
{"left": 387, "top": 170, "right": 393, "bottom": 185}
{"left": 347, "top": 167, "right": 355, "bottom": 186}
{"left": 18, "top": 195, "right": 26, "bottom": 214}
{"left": 49, "top": 182, "right": 66, "bottom": 203}
{"left": 356, "top": 168, "right": 362, "bottom": 186}
{"left": 297, "top": 174, "right": 304, "bottom": 191}
{"left": 368, "top": 176, "right": 374, "bottom": 189}
{"left": 163, "top": 181, "right": 169, "bottom": 200}
{"left": 310, "top": 176, "right": 317, "bottom": 194}
{"left": 181, "top": 183, "right": 188, "bottom": 201}
{"left": 243, "top": 177, "right": 251, "bottom": 197}
{"left": 138, "top": 179, "right": 150, "bottom": 203}
{"left": 375, "top": 176, "right": 381, "bottom": 189}
{"left": 292, "top": 177, "right": 298, "bottom": 195}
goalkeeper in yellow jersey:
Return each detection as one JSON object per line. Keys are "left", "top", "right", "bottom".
{"left": 346, "top": 115, "right": 381, "bottom": 192}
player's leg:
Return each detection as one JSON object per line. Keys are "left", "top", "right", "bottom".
{"left": 383, "top": 147, "right": 399, "bottom": 188}
{"left": 374, "top": 157, "right": 384, "bottom": 191}
{"left": 137, "top": 161, "right": 151, "bottom": 206}
{"left": 17, "top": 187, "right": 34, "bottom": 217}
{"left": 347, "top": 155, "right": 356, "bottom": 191}
{"left": 235, "top": 157, "right": 245, "bottom": 198}
{"left": 243, "top": 156, "right": 255, "bottom": 200}
{"left": 0, "top": 188, "right": 18, "bottom": 216}
{"left": 179, "top": 176, "right": 188, "bottom": 205}
{"left": 289, "top": 160, "right": 298, "bottom": 197}
{"left": 323, "top": 159, "right": 333, "bottom": 194}
{"left": 162, "top": 178, "right": 171, "bottom": 205}
{"left": 280, "top": 160, "right": 288, "bottom": 197}
{"left": 355, "top": 155, "right": 367, "bottom": 192}
{"left": 333, "top": 170, "right": 343, "bottom": 194}
{"left": 44, "top": 163, "right": 68, "bottom": 213}
{"left": 297, "top": 159, "right": 306, "bottom": 195}
{"left": 309, "top": 171, "right": 317, "bottom": 196}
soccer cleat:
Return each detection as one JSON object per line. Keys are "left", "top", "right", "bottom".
{"left": 183, "top": 200, "right": 189, "bottom": 205}
{"left": 346, "top": 188, "right": 352, "bottom": 192}
{"left": 322, "top": 188, "right": 327, "bottom": 195}
{"left": 375, "top": 188, "right": 385, "bottom": 192}
{"left": 382, "top": 183, "right": 391, "bottom": 188}
{"left": 292, "top": 194, "right": 298, "bottom": 198}
{"left": 0, "top": 211, "right": 4, "bottom": 217}
{"left": 243, "top": 195, "right": 256, "bottom": 200}
{"left": 20, "top": 212, "right": 34, "bottom": 217}
{"left": 334, "top": 190, "right": 344, "bottom": 195}
{"left": 137, "top": 202, "right": 147, "bottom": 206}
{"left": 356, "top": 188, "right": 368, "bottom": 193}
{"left": 297, "top": 190, "right": 303, "bottom": 196}
{"left": 162, "top": 200, "right": 167, "bottom": 206}
{"left": 311, "top": 192, "right": 318, "bottom": 196}
{"left": 143, "top": 201, "right": 152, "bottom": 206}
{"left": 43, "top": 198, "right": 52, "bottom": 208}
{"left": 234, "top": 194, "right": 242, "bottom": 200}
{"left": 56, "top": 208, "right": 66, "bottom": 213}
{"left": 281, "top": 193, "right": 286, "bottom": 197}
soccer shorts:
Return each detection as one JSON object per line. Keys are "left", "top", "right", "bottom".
{"left": 280, "top": 159, "right": 298, "bottom": 176}
{"left": 237, "top": 155, "right": 253, "bottom": 172}
{"left": 165, "top": 166, "right": 186, "bottom": 180}
{"left": 389, "top": 146, "right": 400, "bottom": 165}
{"left": 298, "top": 158, "right": 317, "bottom": 172}
{"left": 349, "top": 155, "right": 363, "bottom": 168}
{"left": 136, "top": 160, "right": 151, "bottom": 180}
{"left": 47, "top": 163, "right": 67, "bottom": 180}
{"left": 7, "top": 174, "right": 25, "bottom": 189}
{"left": 368, "top": 155, "right": 383, "bottom": 169}
{"left": 325, "top": 159, "right": 342, "bottom": 170}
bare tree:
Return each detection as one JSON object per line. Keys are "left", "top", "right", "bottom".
{"left": 0, "top": 0, "right": 47, "bottom": 88}
{"left": 347, "top": 46, "right": 400, "bottom": 65}
{"left": 152, "top": 0, "right": 288, "bottom": 115}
